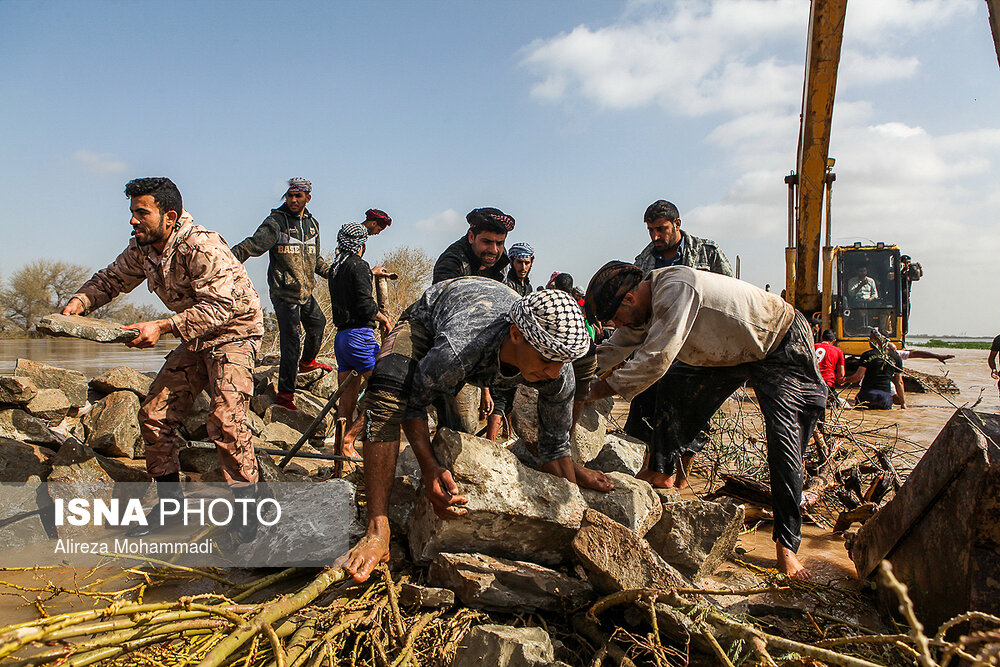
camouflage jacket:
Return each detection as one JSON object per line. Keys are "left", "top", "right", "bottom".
{"left": 634, "top": 230, "right": 734, "bottom": 277}
{"left": 230, "top": 204, "right": 331, "bottom": 304}
{"left": 73, "top": 213, "right": 264, "bottom": 351}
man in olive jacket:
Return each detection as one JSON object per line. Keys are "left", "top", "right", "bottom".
{"left": 231, "top": 178, "right": 332, "bottom": 410}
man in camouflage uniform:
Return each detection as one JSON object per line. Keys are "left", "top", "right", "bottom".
{"left": 341, "top": 279, "right": 612, "bottom": 584}
{"left": 62, "top": 177, "right": 263, "bottom": 539}
{"left": 231, "top": 178, "right": 332, "bottom": 410}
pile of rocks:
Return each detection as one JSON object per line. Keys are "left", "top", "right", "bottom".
{"left": 389, "top": 426, "right": 747, "bottom": 665}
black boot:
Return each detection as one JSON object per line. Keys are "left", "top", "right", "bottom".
{"left": 126, "top": 473, "right": 185, "bottom": 537}
{"left": 230, "top": 484, "right": 259, "bottom": 543}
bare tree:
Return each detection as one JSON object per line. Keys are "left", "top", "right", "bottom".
{"left": 0, "top": 260, "right": 91, "bottom": 332}
{"left": 376, "top": 246, "right": 433, "bottom": 324}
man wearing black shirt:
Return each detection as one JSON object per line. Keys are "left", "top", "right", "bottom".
{"left": 329, "top": 223, "right": 390, "bottom": 457}
{"left": 847, "top": 330, "right": 905, "bottom": 410}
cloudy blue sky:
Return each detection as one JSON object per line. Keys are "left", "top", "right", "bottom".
{"left": 2, "top": 0, "right": 998, "bottom": 336}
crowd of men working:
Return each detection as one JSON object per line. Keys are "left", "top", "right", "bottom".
{"left": 59, "top": 176, "right": 930, "bottom": 584}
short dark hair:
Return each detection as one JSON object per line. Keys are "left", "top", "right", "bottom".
{"left": 644, "top": 200, "right": 680, "bottom": 224}
{"left": 551, "top": 273, "right": 574, "bottom": 293}
{"left": 124, "top": 178, "right": 182, "bottom": 218}
{"left": 822, "top": 329, "right": 837, "bottom": 342}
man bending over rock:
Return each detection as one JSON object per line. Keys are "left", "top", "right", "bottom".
{"left": 583, "top": 262, "right": 827, "bottom": 579}
{"left": 343, "top": 277, "right": 613, "bottom": 582}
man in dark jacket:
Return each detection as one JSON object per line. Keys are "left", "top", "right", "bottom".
{"left": 329, "top": 223, "right": 391, "bottom": 457}
{"left": 432, "top": 207, "right": 514, "bottom": 284}
{"left": 504, "top": 242, "right": 534, "bottom": 297}
{"left": 432, "top": 207, "right": 516, "bottom": 431}
{"left": 231, "top": 178, "right": 332, "bottom": 410}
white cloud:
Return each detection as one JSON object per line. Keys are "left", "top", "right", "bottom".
{"left": 72, "top": 150, "right": 129, "bottom": 175}
{"left": 414, "top": 208, "right": 465, "bottom": 233}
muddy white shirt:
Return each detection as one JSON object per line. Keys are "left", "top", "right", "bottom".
{"left": 597, "top": 266, "right": 797, "bottom": 400}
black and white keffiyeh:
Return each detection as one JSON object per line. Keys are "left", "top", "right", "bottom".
{"left": 330, "top": 222, "right": 369, "bottom": 275}
{"left": 509, "top": 289, "right": 591, "bottom": 363}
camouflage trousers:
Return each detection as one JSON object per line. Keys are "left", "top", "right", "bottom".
{"left": 139, "top": 338, "right": 260, "bottom": 486}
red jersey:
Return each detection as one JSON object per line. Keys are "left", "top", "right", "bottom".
{"left": 814, "top": 341, "right": 845, "bottom": 388}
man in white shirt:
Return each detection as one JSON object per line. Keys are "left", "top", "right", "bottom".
{"left": 583, "top": 261, "right": 828, "bottom": 579}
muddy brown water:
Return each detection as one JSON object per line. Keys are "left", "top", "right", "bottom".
{"left": 610, "top": 347, "right": 998, "bottom": 586}
{"left": 0, "top": 338, "right": 180, "bottom": 376}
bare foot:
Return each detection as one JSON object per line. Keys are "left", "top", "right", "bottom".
{"left": 637, "top": 467, "right": 677, "bottom": 489}
{"left": 540, "top": 457, "right": 614, "bottom": 492}
{"left": 572, "top": 463, "right": 614, "bottom": 492}
{"left": 340, "top": 531, "right": 390, "bottom": 583}
{"left": 776, "top": 543, "right": 811, "bottom": 580}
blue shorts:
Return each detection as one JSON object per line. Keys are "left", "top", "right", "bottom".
{"left": 334, "top": 328, "right": 379, "bottom": 373}
{"left": 856, "top": 388, "right": 893, "bottom": 409}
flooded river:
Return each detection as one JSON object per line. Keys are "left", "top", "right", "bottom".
{"left": 0, "top": 338, "right": 180, "bottom": 376}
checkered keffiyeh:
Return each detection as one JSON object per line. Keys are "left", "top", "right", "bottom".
{"left": 509, "top": 290, "right": 591, "bottom": 363}
{"left": 330, "top": 223, "right": 369, "bottom": 275}
{"left": 286, "top": 177, "right": 312, "bottom": 194}
{"left": 508, "top": 242, "right": 534, "bottom": 260}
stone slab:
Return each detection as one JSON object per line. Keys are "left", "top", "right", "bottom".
{"left": 36, "top": 313, "right": 139, "bottom": 344}
{"left": 645, "top": 499, "right": 744, "bottom": 580}
{"left": 429, "top": 552, "right": 592, "bottom": 612}
{"left": 0, "top": 376, "right": 38, "bottom": 405}
{"left": 89, "top": 366, "right": 153, "bottom": 399}
{"left": 408, "top": 429, "right": 587, "bottom": 565}
{"left": 14, "top": 359, "right": 88, "bottom": 407}
{"left": 580, "top": 472, "right": 662, "bottom": 536}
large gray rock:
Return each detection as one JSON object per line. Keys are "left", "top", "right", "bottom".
{"left": 510, "top": 386, "right": 608, "bottom": 463}
{"left": 14, "top": 359, "right": 88, "bottom": 407}
{"left": 398, "top": 583, "right": 455, "bottom": 609}
{"left": 243, "top": 479, "right": 357, "bottom": 565}
{"left": 296, "top": 368, "right": 324, "bottom": 388}
{"left": 36, "top": 313, "right": 140, "bottom": 344}
{"left": 645, "top": 499, "right": 745, "bottom": 580}
{"left": 572, "top": 509, "right": 687, "bottom": 594}
{"left": 260, "top": 421, "right": 303, "bottom": 448}
{"left": 587, "top": 433, "right": 646, "bottom": 475}
{"left": 429, "top": 552, "right": 592, "bottom": 612}
{"left": 89, "top": 366, "right": 153, "bottom": 399}
{"left": 25, "top": 389, "right": 72, "bottom": 421}
{"left": 48, "top": 438, "right": 151, "bottom": 484}
{"left": 452, "top": 625, "right": 554, "bottom": 667}
{"left": 83, "top": 391, "right": 143, "bottom": 459}
{"left": 0, "top": 376, "right": 38, "bottom": 405}
{"left": 408, "top": 429, "right": 588, "bottom": 565}
{"left": 0, "top": 408, "right": 60, "bottom": 447}
{"left": 310, "top": 370, "right": 339, "bottom": 399}
{"left": 0, "top": 481, "right": 57, "bottom": 552}
{"left": 0, "top": 437, "right": 52, "bottom": 481}
{"left": 181, "top": 391, "right": 211, "bottom": 441}
{"left": 580, "top": 472, "right": 662, "bottom": 535}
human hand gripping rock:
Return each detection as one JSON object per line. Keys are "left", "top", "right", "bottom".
{"left": 424, "top": 464, "right": 468, "bottom": 520}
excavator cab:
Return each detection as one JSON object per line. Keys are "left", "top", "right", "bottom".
{"left": 832, "top": 244, "right": 903, "bottom": 355}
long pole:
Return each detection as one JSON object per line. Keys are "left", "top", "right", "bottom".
{"left": 278, "top": 371, "right": 358, "bottom": 469}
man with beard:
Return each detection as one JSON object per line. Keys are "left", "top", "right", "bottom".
{"left": 61, "top": 177, "right": 263, "bottom": 541}
{"left": 432, "top": 207, "right": 515, "bottom": 431}
{"left": 629, "top": 200, "right": 734, "bottom": 488}
{"left": 432, "top": 207, "right": 513, "bottom": 284}
{"left": 505, "top": 242, "right": 534, "bottom": 296}
{"left": 231, "top": 178, "right": 332, "bottom": 411}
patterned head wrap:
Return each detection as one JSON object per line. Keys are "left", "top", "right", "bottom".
{"left": 584, "top": 261, "right": 644, "bottom": 324}
{"left": 467, "top": 207, "right": 515, "bottom": 234}
{"left": 508, "top": 242, "right": 534, "bottom": 260}
{"left": 365, "top": 209, "right": 392, "bottom": 227}
{"left": 330, "top": 223, "right": 369, "bottom": 275}
{"left": 509, "top": 290, "right": 591, "bottom": 363}
{"left": 285, "top": 177, "right": 312, "bottom": 194}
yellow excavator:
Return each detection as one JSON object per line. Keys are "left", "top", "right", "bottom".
{"left": 783, "top": 0, "right": 1000, "bottom": 355}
